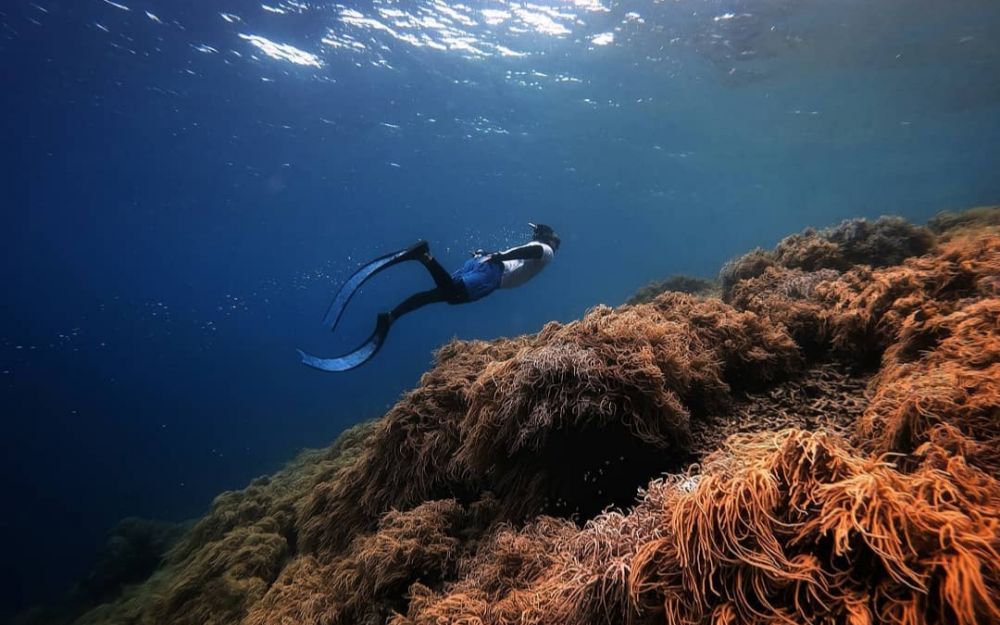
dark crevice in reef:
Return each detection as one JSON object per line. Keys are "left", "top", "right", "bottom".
{"left": 495, "top": 422, "right": 683, "bottom": 521}
{"left": 489, "top": 368, "right": 869, "bottom": 525}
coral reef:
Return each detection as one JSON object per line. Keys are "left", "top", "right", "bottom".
{"left": 926, "top": 204, "right": 1000, "bottom": 239}
{"left": 395, "top": 430, "right": 999, "bottom": 625}
{"left": 244, "top": 497, "right": 497, "bottom": 625}
{"left": 12, "top": 519, "right": 188, "bottom": 625}
{"left": 73, "top": 518, "right": 187, "bottom": 607}
{"left": 719, "top": 215, "right": 935, "bottom": 299}
{"left": 727, "top": 266, "right": 841, "bottom": 353}
{"left": 17, "top": 422, "right": 374, "bottom": 625}
{"left": 625, "top": 274, "right": 719, "bottom": 305}
{"left": 300, "top": 292, "right": 801, "bottom": 556}
{"left": 23, "top": 208, "right": 1000, "bottom": 625}
{"left": 630, "top": 429, "right": 999, "bottom": 625}
{"left": 690, "top": 362, "right": 870, "bottom": 456}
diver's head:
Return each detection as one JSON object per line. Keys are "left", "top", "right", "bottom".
{"left": 528, "top": 222, "right": 561, "bottom": 250}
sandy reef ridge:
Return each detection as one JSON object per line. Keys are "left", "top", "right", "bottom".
{"left": 19, "top": 206, "right": 1000, "bottom": 625}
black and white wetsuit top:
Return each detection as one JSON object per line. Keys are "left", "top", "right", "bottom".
{"left": 498, "top": 241, "right": 554, "bottom": 289}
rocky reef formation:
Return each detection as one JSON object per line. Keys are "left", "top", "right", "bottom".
{"left": 20, "top": 207, "right": 1000, "bottom": 625}
{"left": 625, "top": 275, "right": 719, "bottom": 305}
{"left": 719, "top": 215, "right": 936, "bottom": 300}
{"left": 14, "top": 519, "right": 188, "bottom": 625}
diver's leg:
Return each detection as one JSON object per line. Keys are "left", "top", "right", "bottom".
{"left": 388, "top": 287, "right": 450, "bottom": 322}
{"left": 299, "top": 274, "right": 456, "bottom": 373}
{"left": 417, "top": 252, "right": 455, "bottom": 290}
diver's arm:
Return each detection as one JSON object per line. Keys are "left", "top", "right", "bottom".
{"left": 493, "top": 242, "right": 546, "bottom": 262}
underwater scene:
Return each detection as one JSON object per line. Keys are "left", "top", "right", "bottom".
{"left": 3, "top": 0, "right": 1000, "bottom": 623}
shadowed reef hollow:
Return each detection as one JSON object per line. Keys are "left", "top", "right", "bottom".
{"left": 18, "top": 206, "right": 1000, "bottom": 625}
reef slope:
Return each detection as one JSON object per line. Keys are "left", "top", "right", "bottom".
{"left": 20, "top": 206, "right": 1000, "bottom": 625}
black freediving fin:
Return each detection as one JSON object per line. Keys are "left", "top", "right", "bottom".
{"left": 323, "top": 240, "right": 429, "bottom": 332}
{"left": 298, "top": 313, "right": 392, "bottom": 372}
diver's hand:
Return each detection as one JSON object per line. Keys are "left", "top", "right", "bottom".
{"left": 470, "top": 249, "right": 503, "bottom": 264}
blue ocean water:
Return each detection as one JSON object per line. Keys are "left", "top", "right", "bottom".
{"left": 1, "top": 0, "right": 998, "bottom": 617}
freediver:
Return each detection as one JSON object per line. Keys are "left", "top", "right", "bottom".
{"left": 298, "top": 223, "right": 561, "bottom": 371}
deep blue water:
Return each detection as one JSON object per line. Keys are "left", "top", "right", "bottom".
{"left": 2, "top": 0, "right": 999, "bottom": 617}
